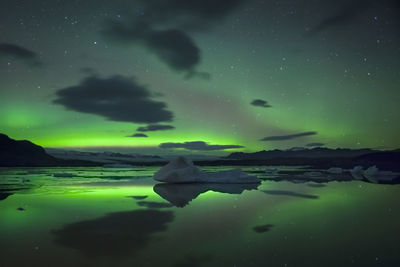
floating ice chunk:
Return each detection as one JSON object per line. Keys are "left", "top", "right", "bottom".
{"left": 53, "top": 172, "right": 74, "bottom": 178}
{"left": 363, "top": 165, "right": 379, "bottom": 183}
{"left": 265, "top": 167, "right": 278, "bottom": 172}
{"left": 265, "top": 167, "right": 279, "bottom": 175}
{"left": 350, "top": 166, "right": 364, "bottom": 180}
{"left": 304, "top": 171, "right": 323, "bottom": 177}
{"left": 103, "top": 163, "right": 134, "bottom": 168}
{"left": 364, "top": 165, "right": 398, "bottom": 183}
{"left": 153, "top": 157, "right": 260, "bottom": 184}
{"left": 327, "top": 167, "right": 343, "bottom": 174}
{"left": 376, "top": 171, "right": 399, "bottom": 183}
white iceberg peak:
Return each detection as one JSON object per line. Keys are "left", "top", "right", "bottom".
{"left": 153, "top": 157, "right": 260, "bottom": 184}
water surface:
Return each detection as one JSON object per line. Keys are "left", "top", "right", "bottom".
{"left": 0, "top": 166, "right": 399, "bottom": 267}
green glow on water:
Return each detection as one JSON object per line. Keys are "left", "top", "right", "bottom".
{"left": 0, "top": 168, "right": 399, "bottom": 266}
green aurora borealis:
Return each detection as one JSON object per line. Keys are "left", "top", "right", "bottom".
{"left": 1, "top": 0, "right": 399, "bottom": 155}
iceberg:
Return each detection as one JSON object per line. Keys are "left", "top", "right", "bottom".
{"left": 363, "top": 165, "right": 399, "bottom": 184}
{"left": 264, "top": 167, "right": 279, "bottom": 176}
{"left": 153, "top": 157, "right": 260, "bottom": 184}
{"left": 350, "top": 165, "right": 399, "bottom": 183}
{"left": 363, "top": 165, "right": 379, "bottom": 183}
{"left": 350, "top": 166, "right": 364, "bottom": 180}
{"left": 265, "top": 167, "right": 278, "bottom": 173}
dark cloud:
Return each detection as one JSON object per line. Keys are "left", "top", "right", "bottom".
{"left": 306, "top": 142, "right": 325, "bottom": 147}
{"left": 137, "top": 124, "right": 175, "bottom": 132}
{"left": 0, "top": 43, "right": 41, "bottom": 67}
{"left": 0, "top": 43, "right": 36, "bottom": 58}
{"left": 103, "top": 1, "right": 244, "bottom": 76}
{"left": 260, "top": 131, "right": 317, "bottom": 141}
{"left": 79, "top": 67, "right": 96, "bottom": 75}
{"left": 53, "top": 75, "right": 173, "bottom": 124}
{"left": 306, "top": 0, "right": 371, "bottom": 36}
{"left": 159, "top": 141, "right": 244, "bottom": 151}
{"left": 127, "top": 133, "right": 148, "bottom": 138}
{"left": 146, "top": 28, "right": 200, "bottom": 72}
{"left": 251, "top": 99, "right": 272, "bottom": 108}
{"left": 152, "top": 92, "right": 165, "bottom": 97}
{"left": 104, "top": 21, "right": 202, "bottom": 75}
{"left": 185, "top": 71, "right": 211, "bottom": 80}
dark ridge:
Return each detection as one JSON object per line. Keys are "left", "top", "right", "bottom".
{"left": 0, "top": 133, "right": 97, "bottom": 167}
{"left": 352, "top": 150, "right": 400, "bottom": 171}
{"left": 225, "top": 147, "right": 378, "bottom": 160}
{"left": 1, "top": 133, "right": 398, "bottom": 170}
{"left": 0, "top": 133, "right": 57, "bottom": 166}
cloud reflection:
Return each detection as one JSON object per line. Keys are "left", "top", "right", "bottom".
{"left": 53, "top": 209, "right": 174, "bottom": 258}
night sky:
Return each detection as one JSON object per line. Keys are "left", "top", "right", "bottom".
{"left": 1, "top": 0, "right": 399, "bottom": 155}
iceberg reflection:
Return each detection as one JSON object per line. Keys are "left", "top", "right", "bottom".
{"left": 153, "top": 182, "right": 259, "bottom": 207}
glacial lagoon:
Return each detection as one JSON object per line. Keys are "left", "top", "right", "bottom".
{"left": 0, "top": 166, "right": 399, "bottom": 267}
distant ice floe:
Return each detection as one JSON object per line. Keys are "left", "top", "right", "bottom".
{"left": 154, "top": 157, "right": 260, "bottom": 183}
{"left": 103, "top": 163, "right": 134, "bottom": 168}
{"left": 304, "top": 171, "right": 323, "bottom": 177}
{"left": 264, "top": 167, "right": 279, "bottom": 176}
{"left": 350, "top": 166, "right": 364, "bottom": 180}
{"left": 53, "top": 172, "right": 74, "bottom": 178}
{"left": 350, "top": 165, "right": 399, "bottom": 184}
{"left": 326, "top": 167, "right": 343, "bottom": 174}
{"left": 363, "top": 166, "right": 398, "bottom": 184}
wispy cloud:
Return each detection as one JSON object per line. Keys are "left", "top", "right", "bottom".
{"left": 261, "top": 131, "right": 317, "bottom": 141}
{"left": 0, "top": 43, "right": 42, "bottom": 67}
{"left": 159, "top": 141, "right": 244, "bottom": 151}
{"left": 127, "top": 133, "right": 148, "bottom": 138}
{"left": 251, "top": 99, "right": 272, "bottom": 108}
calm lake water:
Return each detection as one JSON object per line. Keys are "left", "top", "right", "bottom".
{"left": 0, "top": 166, "right": 399, "bottom": 267}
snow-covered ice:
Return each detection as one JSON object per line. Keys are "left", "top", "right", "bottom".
{"left": 153, "top": 157, "right": 260, "bottom": 184}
